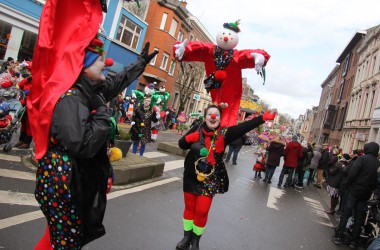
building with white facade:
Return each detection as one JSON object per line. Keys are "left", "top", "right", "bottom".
{"left": 342, "top": 25, "right": 380, "bottom": 152}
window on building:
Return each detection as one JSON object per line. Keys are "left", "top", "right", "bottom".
{"left": 337, "top": 79, "right": 345, "bottom": 103}
{"left": 372, "top": 56, "right": 377, "bottom": 76}
{"left": 116, "top": 15, "right": 142, "bottom": 50}
{"left": 336, "top": 104, "right": 347, "bottom": 130}
{"left": 342, "top": 53, "right": 351, "bottom": 77}
{"left": 137, "top": 82, "right": 146, "bottom": 92}
{"left": 17, "top": 30, "right": 37, "bottom": 61}
{"left": 367, "top": 90, "right": 376, "bottom": 117}
{"left": 150, "top": 48, "right": 159, "bottom": 65}
{"left": 168, "top": 60, "right": 176, "bottom": 75}
{"left": 177, "top": 30, "right": 184, "bottom": 42}
{"left": 0, "top": 20, "right": 12, "bottom": 60}
{"left": 173, "top": 92, "right": 179, "bottom": 107}
{"left": 160, "top": 13, "right": 168, "bottom": 30}
{"left": 169, "top": 19, "right": 178, "bottom": 37}
{"left": 160, "top": 53, "right": 169, "bottom": 70}
{"left": 123, "top": 0, "right": 149, "bottom": 20}
{"left": 362, "top": 92, "right": 369, "bottom": 118}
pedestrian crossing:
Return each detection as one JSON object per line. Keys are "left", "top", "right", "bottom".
{"left": 0, "top": 151, "right": 182, "bottom": 230}
{"left": 143, "top": 151, "right": 184, "bottom": 172}
{"left": 0, "top": 148, "right": 334, "bottom": 232}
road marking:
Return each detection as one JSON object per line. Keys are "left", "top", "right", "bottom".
{"left": 143, "top": 151, "right": 169, "bottom": 158}
{"left": 267, "top": 187, "right": 285, "bottom": 210}
{"left": 0, "top": 211, "right": 44, "bottom": 230}
{"left": 107, "top": 177, "right": 180, "bottom": 199}
{"left": 0, "top": 154, "right": 21, "bottom": 162}
{"left": 164, "top": 160, "right": 184, "bottom": 172}
{"left": 0, "top": 169, "right": 35, "bottom": 181}
{"left": 0, "top": 190, "right": 38, "bottom": 206}
{"left": 303, "top": 196, "right": 333, "bottom": 227}
{"left": 0, "top": 177, "right": 180, "bottom": 230}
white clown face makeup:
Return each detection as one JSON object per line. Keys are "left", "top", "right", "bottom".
{"left": 143, "top": 97, "right": 151, "bottom": 108}
{"left": 205, "top": 107, "right": 221, "bottom": 130}
{"left": 83, "top": 56, "right": 106, "bottom": 82}
{"left": 216, "top": 27, "right": 239, "bottom": 50}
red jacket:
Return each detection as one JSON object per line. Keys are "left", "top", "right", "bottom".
{"left": 283, "top": 141, "right": 303, "bottom": 168}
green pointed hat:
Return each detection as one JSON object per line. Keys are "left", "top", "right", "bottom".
{"left": 223, "top": 20, "right": 241, "bottom": 33}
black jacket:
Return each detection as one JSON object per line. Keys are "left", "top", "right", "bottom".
{"left": 178, "top": 116, "right": 265, "bottom": 196}
{"left": 266, "top": 141, "right": 285, "bottom": 167}
{"left": 229, "top": 134, "right": 245, "bottom": 147}
{"left": 346, "top": 142, "right": 380, "bottom": 201}
{"left": 318, "top": 148, "right": 330, "bottom": 170}
{"left": 50, "top": 57, "right": 146, "bottom": 245}
{"left": 328, "top": 161, "right": 344, "bottom": 188}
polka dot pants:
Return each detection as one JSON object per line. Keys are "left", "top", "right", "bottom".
{"left": 35, "top": 151, "right": 83, "bottom": 249}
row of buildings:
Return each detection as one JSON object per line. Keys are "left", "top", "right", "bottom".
{"left": 297, "top": 24, "right": 380, "bottom": 153}
{"left": 0, "top": 0, "right": 216, "bottom": 115}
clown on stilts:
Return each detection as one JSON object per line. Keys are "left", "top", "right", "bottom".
{"left": 173, "top": 21, "right": 273, "bottom": 250}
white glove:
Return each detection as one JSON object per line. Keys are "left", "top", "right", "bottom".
{"left": 165, "top": 111, "right": 169, "bottom": 115}
{"left": 157, "top": 97, "right": 162, "bottom": 104}
{"left": 131, "top": 121, "right": 135, "bottom": 126}
{"left": 174, "top": 39, "right": 188, "bottom": 60}
{"left": 251, "top": 53, "right": 265, "bottom": 73}
{"left": 131, "top": 92, "right": 137, "bottom": 99}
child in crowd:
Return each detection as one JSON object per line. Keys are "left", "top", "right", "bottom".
{"left": 254, "top": 142, "right": 267, "bottom": 178}
{"left": 0, "top": 102, "right": 11, "bottom": 130}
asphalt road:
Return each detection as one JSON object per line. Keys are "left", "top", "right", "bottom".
{"left": 0, "top": 129, "right": 352, "bottom": 249}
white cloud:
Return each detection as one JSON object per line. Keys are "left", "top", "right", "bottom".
{"left": 186, "top": 0, "right": 380, "bottom": 118}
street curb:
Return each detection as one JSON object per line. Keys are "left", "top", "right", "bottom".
{"left": 24, "top": 150, "right": 165, "bottom": 186}
{"left": 112, "top": 153, "right": 164, "bottom": 185}
{"left": 157, "top": 142, "right": 188, "bottom": 157}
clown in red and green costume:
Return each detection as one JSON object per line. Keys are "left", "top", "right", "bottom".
{"left": 174, "top": 20, "right": 270, "bottom": 128}
{"left": 176, "top": 104, "right": 276, "bottom": 250}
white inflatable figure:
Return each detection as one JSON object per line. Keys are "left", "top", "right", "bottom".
{"left": 173, "top": 20, "right": 270, "bottom": 127}
{"left": 144, "top": 82, "right": 156, "bottom": 96}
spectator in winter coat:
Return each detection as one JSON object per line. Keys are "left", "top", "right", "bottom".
{"left": 264, "top": 137, "right": 285, "bottom": 183}
{"left": 333, "top": 142, "right": 380, "bottom": 248}
{"left": 325, "top": 149, "right": 343, "bottom": 215}
{"left": 0, "top": 57, "right": 14, "bottom": 74}
{"left": 295, "top": 141, "right": 310, "bottom": 188}
{"left": 308, "top": 145, "right": 322, "bottom": 185}
{"left": 277, "top": 135, "right": 302, "bottom": 188}
{"left": 315, "top": 143, "right": 329, "bottom": 189}
{"left": 335, "top": 153, "right": 352, "bottom": 214}
{"left": 225, "top": 134, "right": 247, "bottom": 165}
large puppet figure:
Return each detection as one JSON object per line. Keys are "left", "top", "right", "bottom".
{"left": 151, "top": 85, "right": 171, "bottom": 110}
{"left": 174, "top": 21, "right": 270, "bottom": 127}
{"left": 131, "top": 82, "right": 155, "bottom": 105}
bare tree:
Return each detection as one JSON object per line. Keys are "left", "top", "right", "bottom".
{"left": 174, "top": 62, "right": 204, "bottom": 115}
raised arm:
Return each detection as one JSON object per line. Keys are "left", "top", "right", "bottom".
{"left": 224, "top": 110, "right": 276, "bottom": 145}
{"left": 101, "top": 42, "right": 158, "bottom": 101}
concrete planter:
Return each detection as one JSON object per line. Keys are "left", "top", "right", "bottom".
{"left": 114, "top": 140, "right": 132, "bottom": 157}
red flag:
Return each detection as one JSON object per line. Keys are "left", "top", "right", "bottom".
{"left": 28, "top": 0, "right": 103, "bottom": 159}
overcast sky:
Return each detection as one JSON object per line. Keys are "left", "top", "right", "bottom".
{"left": 185, "top": 0, "right": 380, "bottom": 118}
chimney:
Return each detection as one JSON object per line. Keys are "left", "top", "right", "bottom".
{"left": 180, "top": 0, "right": 187, "bottom": 8}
